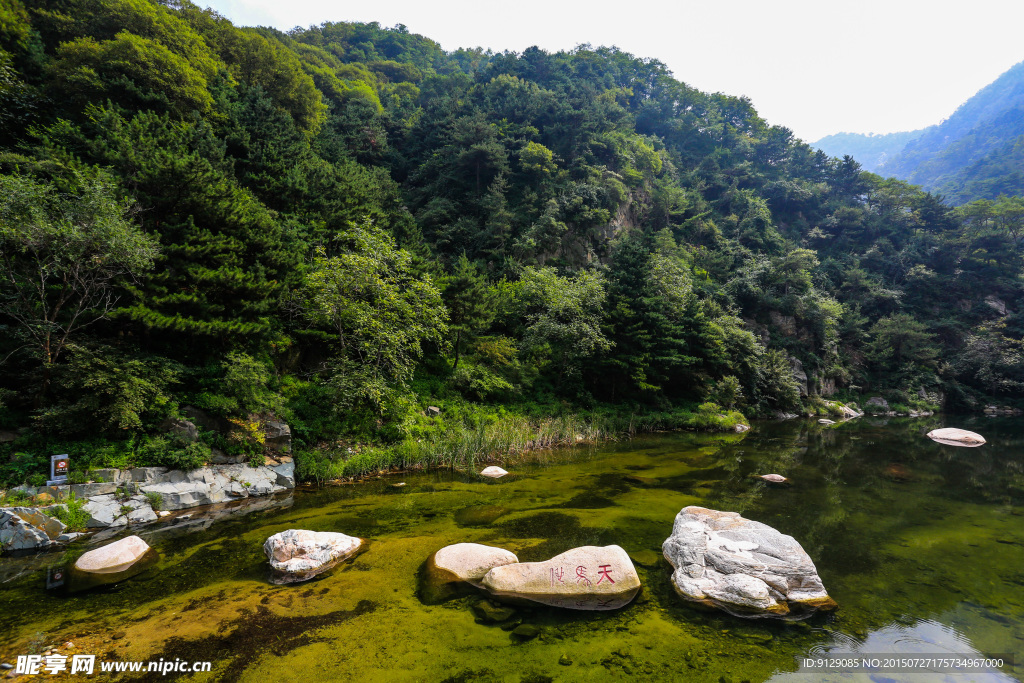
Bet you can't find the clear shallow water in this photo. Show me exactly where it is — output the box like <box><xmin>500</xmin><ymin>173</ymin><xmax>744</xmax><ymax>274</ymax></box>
<box><xmin>1</xmin><ymin>416</ymin><xmax>1022</xmax><ymax>682</ymax></box>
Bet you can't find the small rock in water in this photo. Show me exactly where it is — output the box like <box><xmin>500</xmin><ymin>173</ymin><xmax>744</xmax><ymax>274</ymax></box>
<box><xmin>511</xmin><ymin>624</ymin><xmax>540</xmax><ymax>639</ymax></box>
<box><xmin>884</xmin><ymin>463</ymin><xmax>912</xmax><ymax>482</ymax></box>
<box><xmin>818</xmin><ymin>419</ymin><xmax>835</xmax><ymax>425</ymax></box>
<box><xmin>0</xmin><ymin>664</ymin><xmax>12</xmax><ymax>670</ymax></box>
<box><xmin>453</xmin><ymin>504</ymin><xmax>508</xmax><ymax>527</ymax></box>
<box><xmin>479</xmin><ymin>466</ymin><xmax>508</xmax><ymax>479</ymax></box>
<box><xmin>926</xmin><ymin>428</ymin><xmax>986</xmax><ymax>447</ymax></box>
<box><xmin>472</xmin><ymin>600</ymin><xmax>517</xmax><ymax>623</ymax></box>
<box><xmin>558</xmin><ymin>655</ymin><xmax>573</xmax><ymax>666</ymax></box>
<box><xmin>758</xmin><ymin>474</ymin><xmax>788</xmax><ymax>484</ymax></box>
<box><xmin>264</xmin><ymin>529</ymin><xmax>362</xmax><ymax>584</ymax></box>
<box><xmin>627</xmin><ymin>550</ymin><xmax>662</xmax><ymax>568</ymax></box>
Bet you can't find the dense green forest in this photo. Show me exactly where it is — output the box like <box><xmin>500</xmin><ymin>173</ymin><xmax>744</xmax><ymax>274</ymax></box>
<box><xmin>816</xmin><ymin>60</ymin><xmax>1024</xmax><ymax>205</ymax></box>
<box><xmin>1</xmin><ymin>0</ymin><xmax>1022</xmax><ymax>485</ymax></box>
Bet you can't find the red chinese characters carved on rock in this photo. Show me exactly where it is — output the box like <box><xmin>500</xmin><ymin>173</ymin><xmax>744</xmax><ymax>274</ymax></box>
<box><xmin>575</xmin><ymin>565</ymin><xmax>592</xmax><ymax>586</ymax></box>
<box><xmin>550</xmin><ymin>565</ymin><xmax>616</xmax><ymax>588</ymax></box>
<box><xmin>549</xmin><ymin>567</ymin><xmax>565</xmax><ymax>586</ymax></box>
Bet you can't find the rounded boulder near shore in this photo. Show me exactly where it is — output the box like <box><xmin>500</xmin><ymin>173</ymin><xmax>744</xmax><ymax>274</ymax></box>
<box><xmin>264</xmin><ymin>529</ymin><xmax>363</xmax><ymax>584</ymax></box>
<box><xmin>74</xmin><ymin>535</ymin><xmax>152</xmax><ymax>574</ymax></box>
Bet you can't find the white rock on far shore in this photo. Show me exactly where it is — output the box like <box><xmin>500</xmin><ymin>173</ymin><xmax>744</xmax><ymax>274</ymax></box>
<box><xmin>431</xmin><ymin>543</ymin><xmax>518</xmax><ymax>583</ymax></box>
<box><xmin>480</xmin><ymin>466</ymin><xmax>508</xmax><ymax>478</ymax></box>
<box><xmin>481</xmin><ymin>545</ymin><xmax>641</xmax><ymax>610</ymax></box>
<box><xmin>264</xmin><ymin>529</ymin><xmax>362</xmax><ymax>584</ymax></box>
<box><xmin>926</xmin><ymin>428</ymin><xmax>986</xmax><ymax>447</ymax></box>
<box><xmin>74</xmin><ymin>536</ymin><xmax>151</xmax><ymax>574</ymax></box>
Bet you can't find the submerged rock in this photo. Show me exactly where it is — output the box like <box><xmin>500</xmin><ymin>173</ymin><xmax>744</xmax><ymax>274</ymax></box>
<box><xmin>472</xmin><ymin>599</ymin><xmax>517</xmax><ymax>623</ymax></box>
<box><xmin>480</xmin><ymin>545</ymin><xmax>641</xmax><ymax>610</ymax></box>
<box><xmin>75</xmin><ymin>535</ymin><xmax>151</xmax><ymax>573</ymax></box>
<box><xmin>453</xmin><ymin>504</ymin><xmax>508</xmax><ymax>527</ymax></box>
<box><xmin>926</xmin><ymin>428</ymin><xmax>986</xmax><ymax>447</ymax></box>
<box><xmin>884</xmin><ymin>463</ymin><xmax>913</xmax><ymax>482</ymax></box>
<box><xmin>264</xmin><ymin>529</ymin><xmax>362</xmax><ymax>584</ymax></box>
<box><xmin>432</xmin><ymin>543</ymin><xmax>518</xmax><ymax>583</ymax></box>
<box><xmin>480</xmin><ymin>466</ymin><xmax>508</xmax><ymax>479</ymax></box>
<box><xmin>662</xmin><ymin>506</ymin><xmax>836</xmax><ymax>619</ymax></box>
<box><xmin>818</xmin><ymin>419</ymin><xmax>835</xmax><ymax>425</ymax></box>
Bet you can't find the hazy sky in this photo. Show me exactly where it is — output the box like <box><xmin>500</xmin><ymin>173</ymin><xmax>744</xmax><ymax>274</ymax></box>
<box><xmin>200</xmin><ymin>0</ymin><xmax>1024</xmax><ymax>143</ymax></box>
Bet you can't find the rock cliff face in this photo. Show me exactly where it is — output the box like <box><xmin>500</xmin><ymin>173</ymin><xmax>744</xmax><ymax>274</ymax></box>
<box><xmin>662</xmin><ymin>506</ymin><xmax>836</xmax><ymax>619</ymax></box>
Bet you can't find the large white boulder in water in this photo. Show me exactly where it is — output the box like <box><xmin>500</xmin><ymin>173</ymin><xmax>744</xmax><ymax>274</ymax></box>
<box><xmin>264</xmin><ymin>529</ymin><xmax>362</xmax><ymax>584</ymax></box>
<box><xmin>431</xmin><ymin>543</ymin><xmax>518</xmax><ymax>583</ymax></box>
<box><xmin>481</xmin><ymin>545</ymin><xmax>640</xmax><ymax>610</ymax></box>
<box><xmin>74</xmin><ymin>536</ymin><xmax>151</xmax><ymax>574</ymax></box>
<box><xmin>927</xmin><ymin>428</ymin><xmax>985</xmax><ymax>447</ymax></box>
<box><xmin>662</xmin><ymin>506</ymin><xmax>836</xmax><ymax>619</ymax></box>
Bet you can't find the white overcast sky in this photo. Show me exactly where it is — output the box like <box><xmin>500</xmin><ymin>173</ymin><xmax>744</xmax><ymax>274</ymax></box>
<box><xmin>200</xmin><ymin>0</ymin><xmax>1024</xmax><ymax>143</ymax></box>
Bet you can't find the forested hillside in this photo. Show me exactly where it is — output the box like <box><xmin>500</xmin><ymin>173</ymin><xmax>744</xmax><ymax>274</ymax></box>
<box><xmin>816</xmin><ymin>60</ymin><xmax>1024</xmax><ymax>205</ymax></box>
<box><xmin>1</xmin><ymin>0</ymin><xmax>1022</xmax><ymax>485</ymax></box>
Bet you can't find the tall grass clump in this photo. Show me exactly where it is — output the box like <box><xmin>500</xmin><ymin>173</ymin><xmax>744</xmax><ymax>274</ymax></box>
<box><xmin>296</xmin><ymin>413</ymin><xmax>611</xmax><ymax>483</ymax></box>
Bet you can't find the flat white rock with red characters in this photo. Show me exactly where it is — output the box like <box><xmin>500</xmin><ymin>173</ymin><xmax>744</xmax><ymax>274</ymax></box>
<box><xmin>480</xmin><ymin>545</ymin><xmax>640</xmax><ymax>610</ymax></box>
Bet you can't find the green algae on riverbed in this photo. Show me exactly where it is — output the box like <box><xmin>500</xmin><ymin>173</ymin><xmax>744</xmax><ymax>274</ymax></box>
<box><xmin>1</xmin><ymin>417</ymin><xmax>1022</xmax><ymax>681</ymax></box>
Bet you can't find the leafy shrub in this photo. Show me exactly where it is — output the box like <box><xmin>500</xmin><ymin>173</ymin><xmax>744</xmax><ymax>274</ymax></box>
<box><xmin>27</xmin><ymin>473</ymin><xmax>46</xmax><ymax>487</ymax></box>
<box><xmin>144</xmin><ymin>491</ymin><xmax>162</xmax><ymax>511</ymax></box>
<box><xmin>451</xmin><ymin>362</ymin><xmax>514</xmax><ymax>401</ymax></box>
<box><xmin>36</xmin><ymin>345</ymin><xmax>181</xmax><ymax>435</ymax></box>
<box><xmin>137</xmin><ymin>435</ymin><xmax>210</xmax><ymax>471</ymax></box>
<box><xmin>0</xmin><ymin>451</ymin><xmax>47</xmax><ymax>488</ymax></box>
<box><xmin>0</xmin><ymin>489</ymin><xmax>31</xmax><ymax>506</ymax></box>
<box><xmin>691</xmin><ymin>402</ymin><xmax>748</xmax><ymax>430</ymax></box>
<box><xmin>66</xmin><ymin>471</ymin><xmax>88</xmax><ymax>485</ymax></box>
<box><xmin>51</xmin><ymin>493</ymin><xmax>90</xmax><ymax>530</ymax></box>
<box><xmin>754</xmin><ymin>350</ymin><xmax>802</xmax><ymax>413</ymax></box>
<box><xmin>709</xmin><ymin>376</ymin><xmax>743</xmax><ymax>409</ymax></box>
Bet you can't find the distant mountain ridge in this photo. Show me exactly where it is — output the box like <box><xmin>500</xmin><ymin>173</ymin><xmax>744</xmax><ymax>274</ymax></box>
<box><xmin>812</xmin><ymin>60</ymin><xmax>1024</xmax><ymax>204</ymax></box>
<box><xmin>812</xmin><ymin>130</ymin><xmax>922</xmax><ymax>172</ymax></box>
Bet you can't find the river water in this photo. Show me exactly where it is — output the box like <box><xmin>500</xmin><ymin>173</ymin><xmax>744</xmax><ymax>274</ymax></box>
<box><xmin>1</xmin><ymin>416</ymin><xmax>1022</xmax><ymax>681</ymax></box>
